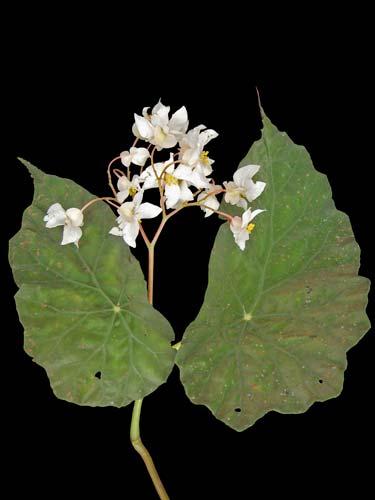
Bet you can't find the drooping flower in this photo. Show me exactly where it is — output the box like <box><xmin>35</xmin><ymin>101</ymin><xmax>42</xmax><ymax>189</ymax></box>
<box><xmin>120</xmin><ymin>147</ymin><xmax>150</xmax><ymax>167</ymax></box>
<box><xmin>179</xmin><ymin>125</ymin><xmax>218</xmax><ymax>176</ymax></box>
<box><xmin>132</xmin><ymin>100</ymin><xmax>188</xmax><ymax>150</ymax></box>
<box><xmin>43</xmin><ymin>203</ymin><xmax>84</xmax><ymax>247</ymax></box>
<box><xmin>224</xmin><ymin>165</ymin><xmax>266</xmax><ymax>209</ymax></box>
<box><xmin>229</xmin><ymin>207</ymin><xmax>265</xmax><ymax>250</ymax></box>
<box><xmin>197</xmin><ymin>189</ymin><xmax>220</xmax><ymax>217</ymax></box>
<box><xmin>116</xmin><ymin>175</ymin><xmax>142</xmax><ymax>203</ymax></box>
<box><xmin>109</xmin><ymin>191</ymin><xmax>162</xmax><ymax>247</ymax></box>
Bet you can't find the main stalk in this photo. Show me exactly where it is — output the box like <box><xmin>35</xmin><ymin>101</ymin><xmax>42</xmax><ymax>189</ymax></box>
<box><xmin>130</xmin><ymin>243</ymin><xmax>169</xmax><ymax>500</ymax></box>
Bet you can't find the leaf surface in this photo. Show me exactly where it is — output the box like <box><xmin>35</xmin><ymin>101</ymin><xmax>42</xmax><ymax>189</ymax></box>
<box><xmin>177</xmin><ymin>110</ymin><xmax>370</xmax><ymax>431</ymax></box>
<box><xmin>10</xmin><ymin>160</ymin><xmax>175</xmax><ymax>407</ymax></box>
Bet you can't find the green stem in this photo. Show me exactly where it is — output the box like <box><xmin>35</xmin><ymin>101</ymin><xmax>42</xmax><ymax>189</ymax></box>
<box><xmin>130</xmin><ymin>243</ymin><xmax>169</xmax><ymax>500</ymax></box>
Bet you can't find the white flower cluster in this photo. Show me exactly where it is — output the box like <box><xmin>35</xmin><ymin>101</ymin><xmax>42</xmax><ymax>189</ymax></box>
<box><xmin>43</xmin><ymin>100</ymin><xmax>266</xmax><ymax>250</ymax></box>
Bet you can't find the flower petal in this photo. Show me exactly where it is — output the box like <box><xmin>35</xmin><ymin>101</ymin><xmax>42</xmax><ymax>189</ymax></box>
<box><xmin>199</xmin><ymin>128</ymin><xmax>218</xmax><ymax>146</ymax></box>
<box><xmin>142</xmin><ymin>106</ymin><xmax>150</xmax><ymax>117</ymax></box>
<box><xmin>165</xmin><ymin>183</ymin><xmax>181</xmax><ymax>209</ymax></box>
<box><xmin>123</xmin><ymin>220</ymin><xmax>139</xmax><ymax>248</ymax></box>
<box><xmin>44</xmin><ymin>203</ymin><xmax>66</xmax><ymax>228</ymax></box>
<box><xmin>137</xmin><ymin>202</ymin><xmax>162</xmax><ymax>219</ymax></box>
<box><xmin>178</xmin><ymin>166</ymin><xmax>210</xmax><ymax>189</ymax></box>
<box><xmin>234</xmin><ymin>231</ymin><xmax>248</xmax><ymax>251</ymax></box>
<box><xmin>198</xmin><ymin>192</ymin><xmax>219</xmax><ymax>217</ymax></box>
<box><xmin>61</xmin><ymin>225</ymin><xmax>82</xmax><ymax>246</ymax></box>
<box><xmin>120</xmin><ymin>150</ymin><xmax>132</xmax><ymax>167</ymax></box>
<box><xmin>154</xmin><ymin>132</ymin><xmax>177</xmax><ymax>149</ymax></box>
<box><xmin>245</xmin><ymin>180</ymin><xmax>266</xmax><ymax>202</ymax></box>
<box><xmin>169</xmin><ymin>106</ymin><xmax>188</xmax><ymax>134</ymax></box>
<box><xmin>248</xmin><ymin>208</ymin><xmax>266</xmax><ymax>222</ymax></box>
<box><xmin>241</xmin><ymin>208</ymin><xmax>254</xmax><ymax>227</ymax></box>
<box><xmin>117</xmin><ymin>189</ymin><xmax>130</xmax><ymax>203</ymax></box>
<box><xmin>117</xmin><ymin>176</ymin><xmax>131</xmax><ymax>191</ymax></box>
<box><xmin>133</xmin><ymin>190</ymin><xmax>144</xmax><ymax>207</ymax></box>
<box><xmin>178</xmin><ymin>181</ymin><xmax>194</xmax><ymax>202</ymax></box>
<box><xmin>230</xmin><ymin>216</ymin><xmax>243</xmax><ymax>234</ymax></box>
<box><xmin>130</xmin><ymin>147</ymin><xmax>150</xmax><ymax>167</ymax></box>
<box><xmin>109</xmin><ymin>227</ymin><xmax>123</xmax><ymax>236</ymax></box>
<box><xmin>65</xmin><ymin>208</ymin><xmax>83</xmax><ymax>227</ymax></box>
<box><xmin>134</xmin><ymin>114</ymin><xmax>153</xmax><ymax>140</ymax></box>
<box><xmin>233</xmin><ymin>164</ymin><xmax>260</xmax><ymax>186</ymax></box>
<box><xmin>173</xmin><ymin>164</ymin><xmax>194</xmax><ymax>181</ymax></box>
<box><xmin>152</xmin><ymin>100</ymin><xmax>170</xmax><ymax>120</ymax></box>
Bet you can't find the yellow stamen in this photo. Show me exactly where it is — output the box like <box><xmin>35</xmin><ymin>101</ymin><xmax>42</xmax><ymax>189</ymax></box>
<box><xmin>164</xmin><ymin>173</ymin><xmax>179</xmax><ymax>185</ymax></box>
<box><xmin>246</xmin><ymin>223</ymin><xmax>255</xmax><ymax>233</ymax></box>
<box><xmin>129</xmin><ymin>187</ymin><xmax>138</xmax><ymax>197</ymax></box>
<box><xmin>199</xmin><ymin>150</ymin><xmax>210</xmax><ymax>165</ymax></box>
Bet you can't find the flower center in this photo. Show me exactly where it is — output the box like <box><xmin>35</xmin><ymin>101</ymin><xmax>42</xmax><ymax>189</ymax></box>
<box><xmin>164</xmin><ymin>173</ymin><xmax>179</xmax><ymax>185</ymax></box>
<box><xmin>129</xmin><ymin>186</ymin><xmax>138</xmax><ymax>197</ymax></box>
<box><xmin>154</xmin><ymin>126</ymin><xmax>167</xmax><ymax>144</ymax></box>
<box><xmin>246</xmin><ymin>223</ymin><xmax>255</xmax><ymax>233</ymax></box>
<box><xmin>119</xmin><ymin>206</ymin><xmax>134</xmax><ymax>220</ymax></box>
<box><xmin>199</xmin><ymin>150</ymin><xmax>210</xmax><ymax>165</ymax></box>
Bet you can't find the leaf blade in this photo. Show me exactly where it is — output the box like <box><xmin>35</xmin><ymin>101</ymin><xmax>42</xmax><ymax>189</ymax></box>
<box><xmin>177</xmin><ymin>112</ymin><xmax>370</xmax><ymax>431</ymax></box>
<box><xmin>10</xmin><ymin>159</ymin><xmax>175</xmax><ymax>407</ymax></box>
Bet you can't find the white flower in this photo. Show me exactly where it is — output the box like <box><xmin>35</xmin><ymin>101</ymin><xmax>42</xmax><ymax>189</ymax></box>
<box><xmin>172</xmin><ymin>164</ymin><xmax>211</xmax><ymax>190</ymax></box>
<box><xmin>140</xmin><ymin>154</ymin><xmax>195</xmax><ymax>209</ymax></box>
<box><xmin>141</xmin><ymin>156</ymin><xmax>210</xmax><ymax>195</ymax></box>
<box><xmin>197</xmin><ymin>189</ymin><xmax>220</xmax><ymax>217</ymax></box>
<box><xmin>163</xmin><ymin>172</ymin><xmax>194</xmax><ymax>209</ymax></box>
<box><xmin>132</xmin><ymin>100</ymin><xmax>189</xmax><ymax>150</ymax></box>
<box><xmin>230</xmin><ymin>207</ymin><xmax>265</xmax><ymax>250</ymax></box>
<box><xmin>120</xmin><ymin>147</ymin><xmax>150</xmax><ymax>167</ymax></box>
<box><xmin>179</xmin><ymin>125</ymin><xmax>218</xmax><ymax>176</ymax></box>
<box><xmin>223</xmin><ymin>165</ymin><xmax>266</xmax><ymax>209</ymax></box>
<box><xmin>116</xmin><ymin>175</ymin><xmax>142</xmax><ymax>203</ymax></box>
<box><xmin>109</xmin><ymin>191</ymin><xmax>162</xmax><ymax>248</ymax></box>
<box><xmin>43</xmin><ymin>203</ymin><xmax>84</xmax><ymax>247</ymax></box>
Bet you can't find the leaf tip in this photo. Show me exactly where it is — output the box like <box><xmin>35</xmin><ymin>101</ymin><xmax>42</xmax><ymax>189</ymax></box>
<box><xmin>255</xmin><ymin>87</ymin><xmax>266</xmax><ymax>119</ymax></box>
<box><xmin>255</xmin><ymin>88</ymin><xmax>277</xmax><ymax>133</ymax></box>
<box><xmin>17</xmin><ymin>157</ymin><xmax>41</xmax><ymax>182</ymax></box>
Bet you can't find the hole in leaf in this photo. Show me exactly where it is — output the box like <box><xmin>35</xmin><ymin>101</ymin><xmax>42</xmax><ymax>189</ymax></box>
<box><xmin>234</xmin><ymin>408</ymin><xmax>242</xmax><ymax>413</ymax></box>
<box><xmin>95</xmin><ymin>371</ymin><xmax>102</xmax><ymax>379</ymax></box>
<box><xmin>319</xmin><ymin>379</ymin><xmax>323</xmax><ymax>384</ymax></box>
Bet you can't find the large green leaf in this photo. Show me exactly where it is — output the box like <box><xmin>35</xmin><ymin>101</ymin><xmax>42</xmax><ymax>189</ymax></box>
<box><xmin>177</xmin><ymin>109</ymin><xmax>370</xmax><ymax>431</ymax></box>
<box><xmin>10</xmin><ymin>160</ymin><xmax>175</xmax><ymax>407</ymax></box>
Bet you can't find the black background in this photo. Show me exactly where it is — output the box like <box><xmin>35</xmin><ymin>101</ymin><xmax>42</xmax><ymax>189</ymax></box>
<box><xmin>5</xmin><ymin>13</ymin><xmax>374</xmax><ymax>500</ymax></box>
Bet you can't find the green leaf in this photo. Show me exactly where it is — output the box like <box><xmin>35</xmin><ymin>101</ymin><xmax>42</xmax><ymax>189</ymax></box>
<box><xmin>177</xmin><ymin>109</ymin><xmax>370</xmax><ymax>431</ymax></box>
<box><xmin>10</xmin><ymin>159</ymin><xmax>175</xmax><ymax>407</ymax></box>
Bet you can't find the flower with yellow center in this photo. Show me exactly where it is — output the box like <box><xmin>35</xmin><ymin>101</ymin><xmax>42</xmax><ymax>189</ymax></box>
<box><xmin>140</xmin><ymin>154</ymin><xmax>195</xmax><ymax>209</ymax></box>
<box><xmin>199</xmin><ymin>151</ymin><xmax>210</xmax><ymax>165</ymax></box>
<box><xmin>116</xmin><ymin>175</ymin><xmax>141</xmax><ymax>203</ymax></box>
<box><xmin>164</xmin><ymin>173</ymin><xmax>179</xmax><ymax>186</ymax></box>
<box><xmin>179</xmin><ymin>125</ymin><xmax>218</xmax><ymax>176</ymax></box>
<box><xmin>132</xmin><ymin>100</ymin><xmax>189</xmax><ymax>150</ymax></box>
<box><xmin>229</xmin><ymin>208</ymin><xmax>265</xmax><ymax>250</ymax></box>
